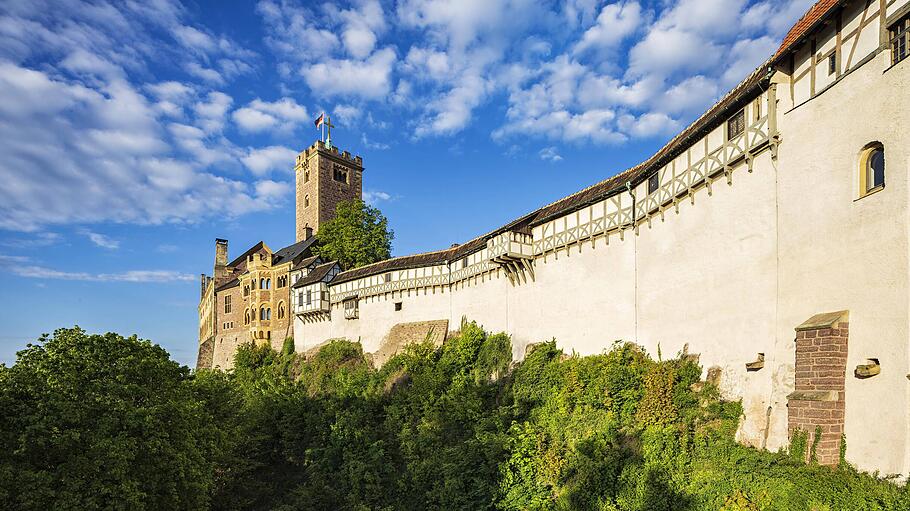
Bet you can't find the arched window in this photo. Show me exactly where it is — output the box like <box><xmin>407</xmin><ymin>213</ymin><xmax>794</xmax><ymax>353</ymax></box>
<box><xmin>266</xmin><ymin>308</ymin><xmax>272</xmax><ymax>320</ymax></box>
<box><xmin>278</xmin><ymin>302</ymin><xmax>285</xmax><ymax>319</ymax></box>
<box><xmin>304</xmin><ymin>194</ymin><xmax>310</xmax><ymax>208</ymax></box>
<box><xmin>260</xmin><ymin>278</ymin><xmax>265</xmax><ymax>289</ymax></box>
<box><xmin>266</xmin><ymin>278</ymin><xmax>271</xmax><ymax>289</ymax></box>
<box><xmin>244</xmin><ymin>309</ymin><xmax>249</xmax><ymax>325</ymax></box>
<box><xmin>260</xmin><ymin>307</ymin><xmax>266</xmax><ymax>320</ymax></box>
<box><xmin>860</xmin><ymin>143</ymin><xmax>885</xmax><ymax>196</ymax></box>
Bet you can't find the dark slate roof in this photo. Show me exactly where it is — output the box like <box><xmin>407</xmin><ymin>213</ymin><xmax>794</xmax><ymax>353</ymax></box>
<box><xmin>292</xmin><ymin>262</ymin><xmax>338</xmax><ymax>288</ymax></box>
<box><xmin>227</xmin><ymin>241</ymin><xmax>265</xmax><ymax>268</ymax></box>
<box><xmin>215</xmin><ymin>277</ymin><xmax>240</xmax><ymax>292</ymax></box>
<box><xmin>332</xmin><ymin>59</ymin><xmax>771</xmax><ymax>286</ymax></box>
<box><xmin>292</xmin><ymin>255</ymin><xmax>321</xmax><ymax>270</ymax></box>
<box><xmin>272</xmin><ymin>237</ymin><xmax>316</xmax><ymax>265</ymax></box>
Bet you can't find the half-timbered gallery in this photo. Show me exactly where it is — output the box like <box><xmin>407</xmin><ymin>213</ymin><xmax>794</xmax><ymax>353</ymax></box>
<box><xmin>199</xmin><ymin>0</ymin><xmax>910</xmax><ymax>476</ymax></box>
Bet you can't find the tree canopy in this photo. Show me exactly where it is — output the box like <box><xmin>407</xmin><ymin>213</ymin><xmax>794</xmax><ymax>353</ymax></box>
<box><xmin>2</xmin><ymin>325</ymin><xmax>908</xmax><ymax>510</ymax></box>
<box><xmin>0</xmin><ymin>327</ymin><xmax>226</xmax><ymax>510</ymax></box>
<box><xmin>314</xmin><ymin>198</ymin><xmax>393</xmax><ymax>270</ymax></box>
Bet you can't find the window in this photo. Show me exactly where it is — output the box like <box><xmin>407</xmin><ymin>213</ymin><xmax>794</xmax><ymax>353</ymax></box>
<box><xmin>278</xmin><ymin>302</ymin><xmax>285</xmax><ymax>319</ymax></box>
<box><xmin>306</xmin><ymin>289</ymin><xmax>312</xmax><ymax>305</ymax></box>
<box><xmin>344</xmin><ymin>298</ymin><xmax>359</xmax><ymax>319</ymax></box>
<box><xmin>266</xmin><ymin>278</ymin><xmax>271</xmax><ymax>289</ymax></box>
<box><xmin>224</xmin><ymin>295</ymin><xmax>231</xmax><ymax>313</ymax></box>
<box><xmin>266</xmin><ymin>308</ymin><xmax>271</xmax><ymax>320</ymax></box>
<box><xmin>859</xmin><ymin>143</ymin><xmax>885</xmax><ymax>196</ymax></box>
<box><xmin>462</xmin><ymin>257</ymin><xmax>469</xmax><ymax>269</ymax></box>
<box><xmin>726</xmin><ymin>109</ymin><xmax>745</xmax><ymax>139</ymax></box>
<box><xmin>243</xmin><ymin>285</ymin><xmax>249</xmax><ymax>297</ymax></box>
<box><xmin>890</xmin><ymin>14</ymin><xmax>909</xmax><ymax>66</ymax></box>
<box><xmin>827</xmin><ymin>53</ymin><xmax>837</xmax><ymax>75</ymax></box>
<box><xmin>304</xmin><ymin>194</ymin><xmax>310</xmax><ymax>208</ymax></box>
<box><xmin>244</xmin><ymin>309</ymin><xmax>250</xmax><ymax>325</ymax></box>
<box><xmin>752</xmin><ymin>97</ymin><xmax>762</xmax><ymax>121</ymax></box>
<box><xmin>304</xmin><ymin>169</ymin><xmax>310</xmax><ymax>183</ymax></box>
<box><xmin>297</xmin><ymin>291</ymin><xmax>304</xmax><ymax>307</ymax></box>
<box><xmin>394</xmin><ymin>302</ymin><xmax>402</xmax><ymax>311</ymax></box>
<box><xmin>333</xmin><ymin>163</ymin><xmax>349</xmax><ymax>184</ymax></box>
<box><xmin>384</xmin><ymin>273</ymin><xmax>391</xmax><ymax>283</ymax></box>
<box><xmin>647</xmin><ymin>173</ymin><xmax>659</xmax><ymax>195</ymax></box>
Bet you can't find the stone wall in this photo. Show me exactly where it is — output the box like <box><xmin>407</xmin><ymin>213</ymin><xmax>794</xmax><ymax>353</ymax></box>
<box><xmin>371</xmin><ymin>320</ymin><xmax>448</xmax><ymax>367</ymax></box>
<box><xmin>196</xmin><ymin>337</ymin><xmax>214</xmax><ymax>370</ymax></box>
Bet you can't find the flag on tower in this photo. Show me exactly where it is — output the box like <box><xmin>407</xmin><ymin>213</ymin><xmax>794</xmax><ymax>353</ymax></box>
<box><xmin>314</xmin><ymin>112</ymin><xmax>325</xmax><ymax>128</ymax></box>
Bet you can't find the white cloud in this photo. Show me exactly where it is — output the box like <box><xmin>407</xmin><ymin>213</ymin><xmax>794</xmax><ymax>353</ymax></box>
<box><xmin>539</xmin><ymin>146</ymin><xmax>563</xmax><ymax>162</ymax></box>
<box><xmin>254</xmin><ymin>179</ymin><xmax>292</xmax><ymax>201</ymax></box>
<box><xmin>338</xmin><ymin>0</ymin><xmax>386</xmax><ymax>59</ymax></box>
<box><xmin>193</xmin><ymin>91</ymin><xmax>232</xmax><ymax>133</ymax></box>
<box><xmin>83</xmin><ymin>231</ymin><xmax>120</xmax><ymax>249</ymax></box>
<box><xmin>0</xmin><ymin>255</ymin><xmax>194</xmax><ymax>282</ymax></box>
<box><xmin>242</xmin><ymin>146</ymin><xmax>298</xmax><ymax>175</ymax></box>
<box><xmin>232</xmin><ymin>97</ymin><xmax>309</xmax><ymax>132</ymax></box>
<box><xmin>363</xmin><ymin>190</ymin><xmax>392</xmax><ymax>205</ymax></box>
<box><xmin>361</xmin><ymin>133</ymin><xmax>390</xmax><ymax>150</ymax></box>
<box><xmin>303</xmin><ymin>47</ymin><xmax>397</xmax><ymax>99</ymax></box>
<box><xmin>573</xmin><ymin>2</ymin><xmax>641</xmax><ymax>55</ymax></box>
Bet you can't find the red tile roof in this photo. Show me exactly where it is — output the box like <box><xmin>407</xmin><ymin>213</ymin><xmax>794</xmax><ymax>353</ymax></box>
<box><xmin>775</xmin><ymin>0</ymin><xmax>840</xmax><ymax>60</ymax></box>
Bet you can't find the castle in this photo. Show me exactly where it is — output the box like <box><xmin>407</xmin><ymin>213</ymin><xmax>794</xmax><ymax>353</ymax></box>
<box><xmin>199</xmin><ymin>0</ymin><xmax>910</xmax><ymax>476</ymax></box>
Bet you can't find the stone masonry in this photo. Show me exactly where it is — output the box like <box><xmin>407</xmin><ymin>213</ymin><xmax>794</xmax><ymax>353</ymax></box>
<box><xmin>295</xmin><ymin>141</ymin><xmax>363</xmax><ymax>242</ymax></box>
<box><xmin>787</xmin><ymin>311</ymin><xmax>849</xmax><ymax>466</ymax></box>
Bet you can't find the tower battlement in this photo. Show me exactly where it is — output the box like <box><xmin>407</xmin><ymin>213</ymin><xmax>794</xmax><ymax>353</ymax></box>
<box><xmin>294</xmin><ymin>140</ymin><xmax>364</xmax><ymax>242</ymax></box>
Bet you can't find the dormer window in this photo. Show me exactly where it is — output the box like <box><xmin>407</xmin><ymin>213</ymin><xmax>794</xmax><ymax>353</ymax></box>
<box><xmin>727</xmin><ymin>109</ymin><xmax>745</xmax><ymax>139</ymax></box>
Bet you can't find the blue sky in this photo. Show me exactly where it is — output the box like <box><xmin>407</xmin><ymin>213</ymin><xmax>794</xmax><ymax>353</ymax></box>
<box><xmin>0</xmin><ymin>0</ymin><xmax>813</xmax><ymax>366</ymax></box>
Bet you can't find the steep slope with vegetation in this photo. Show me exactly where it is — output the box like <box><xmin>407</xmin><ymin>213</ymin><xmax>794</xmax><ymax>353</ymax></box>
<box><xmin>0</xmin><ymin>325</ymin><xmax>907</xmax><ymax>510</ymax></box>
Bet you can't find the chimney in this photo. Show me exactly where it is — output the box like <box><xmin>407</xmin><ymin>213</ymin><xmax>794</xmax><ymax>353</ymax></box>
<box><xmin>214</xmin><ymin>238</ymin><xmax>229</xmax><ymax>284</ymax></box>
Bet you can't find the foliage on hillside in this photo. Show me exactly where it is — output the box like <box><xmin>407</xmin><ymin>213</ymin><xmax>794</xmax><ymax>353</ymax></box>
<box><xmin>1</xmin><ymin>325</ymin><xmax>908</xmax><ymax>510</ymax></box>
<box><xmin>314</xmin><ymin>198</ymin><xmax>393</xmax><ymax>270</ymax></box>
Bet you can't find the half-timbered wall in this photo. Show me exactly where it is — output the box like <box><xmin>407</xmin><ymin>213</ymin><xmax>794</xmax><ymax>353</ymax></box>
<box><xmin>292</xmin><ymin>0</ymin><xmax>910</xmax><ymax>476</ymax></box>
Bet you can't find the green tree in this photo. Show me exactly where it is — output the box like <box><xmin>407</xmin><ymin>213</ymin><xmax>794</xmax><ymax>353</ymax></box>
<box><xmin>314</xmin><ymin>198</ymin><xmax>393</xmax><ymax>270</ymax></box>
<box><xmin>0</xmin><ymin>327</ymin><xmax>222</xmax><ymax>511</ymax></box>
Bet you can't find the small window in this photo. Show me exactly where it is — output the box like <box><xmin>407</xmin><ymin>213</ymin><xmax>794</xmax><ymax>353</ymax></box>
<box><xmin>297</xmin><ymin>291</ymin><xmax>304</xmax><ymax>306</ymax></box>
<box><xmin>306</xmin><ymin>289</ymin><xmax>312</xmax><ymax>305</ymax></box>
<box><xmin>344</xmin><ymin>298</ymin><xmax>359</xmax><ymax>319</ymax></box>
<box><xmin>394</xmin><ymin>302</ymin><xmax>402</xmax><ymax>311</ymax></box>
<box><xmin>647</xmin><ymin>173</ymin><xmax>659</xmax><ymax>195</ymax></box>
<box><xmin>266</xmin><ymin>278</ymin><xmax>271</xmax><ymax>289</ymax></box>
<box><xmin>278</xmin><ymin>302</ymin><xmax>285</xmax><ymax>319</ymax></box>
<box><xmin>304</xmin><ymin>194</ymin><xmax>310</xmax><ymax>208</ymax></box>
<box><xmin>224</xmin><ymin>295</ymin><xmax>231</xmax><ymax>313</ymax></box>
<box><xmin>859</xmin><ymin>143</ymin><xmax>885</xmax><ymax>196</ymax></box>
<box><xmin>384</xmin><ymin>273</ymin><xmax>391</xmax><ymax>283</ymax></box>
<box><xmin>333</xmin><ymin>163</ymin><xmax>349</xmax><ymax>184</ymax></box>
<box><xmin>243</xmin><ymin>285</ymin><xmax>249</xmax><ymax>297</ymax></box>
<box><xmin>827</xmin><ymin>53</ymin><xmax>837</xmax><ymax>75</ymax></box>
<box><xmin>726</xmin><ymin>109</ymin><xmax>745</xmax><ymax>139</ymax></box>
<box><xmin>752</xmin><ymin>97</ymin><xmax>762</xmax><ymax>121</ymax></box>
<box><xmin>890</xmin><ymin>14</ymin><xmax>909</xmax><ymax>66</ymax></box>
<box><xmin>266</xmin><ymin>308</ymin><xmax>271</xmax><ymax>320</ymax></box>
<box><xmin>462</xmin><ymin>257</ymin><xmax>469</xmax><ymax>269</ymax></box>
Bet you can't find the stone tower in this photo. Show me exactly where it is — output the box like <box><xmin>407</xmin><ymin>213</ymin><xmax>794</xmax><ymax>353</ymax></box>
<box><xmin>295</xmin><ymin>140</ymin><xmax>364</xmax><ymax>242</ymax></box>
